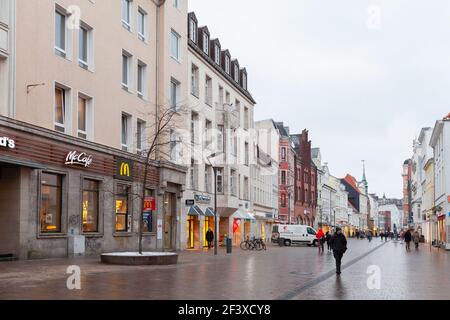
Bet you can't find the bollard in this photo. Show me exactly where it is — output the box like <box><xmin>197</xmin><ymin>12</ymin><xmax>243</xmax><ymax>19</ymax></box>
<box><xmin>278</xmin><ymin>237</ymin><xmax>284</xmax><ymax>247</ymax></box>
<box><xmin>226</xmin><ymin>238</ymin><xmax>232</xmax><ymax>254</ymax></box>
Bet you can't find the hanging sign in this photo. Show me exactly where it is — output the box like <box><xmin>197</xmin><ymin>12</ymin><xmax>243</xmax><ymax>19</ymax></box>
<box><xmin>65</xmin><ymin>151</ymin><xmax>93</xmax><ymax>168</ymax></box>
<box><xmin>143</xmin><ymin>196</ymin><xmax>156</xmax><ymax>212</ymax></box>
<box><xmin>0</xmin><ymin>137</ymin><xmax>15</xmax><ymax>149</ymax></box>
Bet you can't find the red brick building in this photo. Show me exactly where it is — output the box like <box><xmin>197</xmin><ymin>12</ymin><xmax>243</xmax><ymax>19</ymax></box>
<box><xmin>291</xmin><ymin>130</ymin><xmax>318</xmax><ymax>227</ymax></box>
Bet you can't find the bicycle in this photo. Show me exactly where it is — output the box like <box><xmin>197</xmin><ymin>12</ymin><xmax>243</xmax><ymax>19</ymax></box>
<box><xmin>240</xmin><ymin>236</ymin><xmax>256</xmax><ymax>250</ymax></box>
<box><xmin>253</xmin><ymin>238</ymin><xmax>267</xmax><ymax>251</ymax></box>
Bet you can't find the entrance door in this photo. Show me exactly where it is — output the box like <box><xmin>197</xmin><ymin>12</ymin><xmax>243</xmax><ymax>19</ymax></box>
<box><xmin>187</xmin><ymin>216</ymin><xmax>195</xmax><ymax>249</ymax></box>
<box><xmin>163</xmin><ymin>193</ymin><xmax>176</xmax><ymax>250</ymax></box>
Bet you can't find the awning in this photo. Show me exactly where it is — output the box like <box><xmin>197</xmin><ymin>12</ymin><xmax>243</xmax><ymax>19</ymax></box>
<box><xmin>232</xmin><ymin>210</ymin><xmax>255</xmax><ymax>220</ymax></box>
<box><xmin>205</xmin><ymin>207</ymin><xmax>216</xmax><ymax>217</ymax></box>
<box><xmin>244</xmin><ymin>212</ymin><xmax>256</xmax><ymax>220</ymax></box>
<box><xmin>188</xmin><ymin>205</ymin><xmax>204</xmax><ymax>216</ymax></box>
<box><xmin>0</xmin><ymin>155</ymin><xmax>46</xmax><ymax>169</ymax></box>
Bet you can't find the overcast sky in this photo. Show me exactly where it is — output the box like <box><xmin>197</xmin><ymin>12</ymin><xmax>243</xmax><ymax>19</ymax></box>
<box><xmin>189</xmin><ymin>0</ymin><xmax>450</xmax><ymax>199</ymax></box>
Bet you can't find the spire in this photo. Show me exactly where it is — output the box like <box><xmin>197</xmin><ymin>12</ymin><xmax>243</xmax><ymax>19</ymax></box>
<box><xmin>362</xmin><ymin>160</ymin><xmax>368</xmax><ymax>194</ymax></box>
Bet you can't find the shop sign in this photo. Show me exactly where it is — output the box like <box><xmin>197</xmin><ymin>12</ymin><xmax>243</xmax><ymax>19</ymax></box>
<box><xmin>65</xmin><ymin>151</ymin><xmax>93</xmax><ymax>168</ymax></box>
<box><xmin>0</xmin><ymin>136</ymin><xmax>15</xmax><ymax>149</ymax></box>
<box><xmin>185</xmin><ymin>199</ymin><xmax>195</xmax><ymax>206</ymax></box>
<box><xmin>144</xmin><ymin>196</ymin><xmax>156</xmax><ymax>212</ymax></box>
<box><xmin>194</xmin><ymin>195</ymin><xmax>210</xmax><ymax>204</ymax></box>
<box><xmin>115</xmin><ymin>158</ymin><xmax>133</xmax><ymax>181</ymax></box>
<box><xmin>447</xmin><ymin>196</ymin><xmax>450</xmax><ymax>203</ymax></box>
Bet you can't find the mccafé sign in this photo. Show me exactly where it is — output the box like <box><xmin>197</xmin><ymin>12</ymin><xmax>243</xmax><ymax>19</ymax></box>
<box><xmin>0</xmin><ymin>136</ymin><xmax>15</xmax><ymax>149</ymax></box>
<box><xmin>115</xmin><ymin>157</ymin><xmax>133</xmax><ymax>181</ymax></box>
<box><xmin>65</xmin><ymin>151</ymin><xmax>94</xmax><ymax>168</ymax></box>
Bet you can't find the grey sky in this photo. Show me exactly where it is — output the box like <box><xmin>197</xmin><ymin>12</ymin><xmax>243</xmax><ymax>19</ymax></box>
<box><xmin>188</xmin><ymin>0</ymin><xmax>450</xmax><ymax>199</ymax></box>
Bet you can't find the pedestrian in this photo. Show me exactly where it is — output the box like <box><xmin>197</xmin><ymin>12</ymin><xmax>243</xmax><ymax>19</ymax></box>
<box><xmin>413</xmin><ymin>230</ymin><xmax>420</xmax><ymax>250</ymax></box>
<box><xmin>367</xmin><ymin>230</ymin><xmax>373</xmax><ymax>242</ymax></box>
<box><xmin>316</xmin><ymin>228</ymin><xmax>325</xmax><ymax>253</ymax></box>
<box><xmin>380</xmin><ymin>232</ymin><xmax>384</xmax><ymax>241</ymax></box>
<box><xmin>326</xmin><ymin>231</ymin><xmax>332</xmax><ymax>252</ymax></box>
<box><xmin>206</xmin><ymin>227</ymin><xmax>214</xmax><ymax>250</ymax></box>
<box><xmin>404</xmin><ymin>229</ymin><xmax>412</xmax><ymax>251</ymax></box>
<box><xmin>400</xmin><ymin>230</ymin><xmax>404</xmax><ymax>244</ymax></box>
<box><xmin>356</xmin><ymin>230</ymin><xmax>360</xmax><ymax>240</ymax></box>
<box><xmin>329</xmin><ymin>227</ymin><xmax>347</xmax><ymax>275</ymax></box>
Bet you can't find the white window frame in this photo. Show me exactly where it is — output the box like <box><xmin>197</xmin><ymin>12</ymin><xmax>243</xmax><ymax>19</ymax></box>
<box><xmin>189</xmin><ymin>19</ymin><xmax>197</xmax><ymax>42</ymax></box>
<box><xmin>122</xmin><ymin>50</ymin><xmax>133</xmax><ymax>90</ymax></box>
<box><xmin>121</xmin><ymin>0</ymin><xmax>132</xmax><ymax>31</ymax></box>
<box><xmin>77</xmin><ymin>92</ymin><xmax>94</xmax><ymax>140</ymax></box>
<box><xmin>137</xmin><ymin>7</ymin><xmax>148</xmax><ymax>42</ymax></box>
<box><xmin>54</xmin><ymin>82</ymin><xmax>72</xmax><ymax>134</ymax></box>
<box><xmin>225</xmin><ymin>56</ymin><xmax>230</xmax><ymax>74</ymax></box>
<box><xmin>170</xmin><ymin>29</ymin><xmax>181</xmax><ymax>61</ymax></box>
<box><xmin>78</xmin><ymin>21</ymin><xmax>94</xmax><ymax>71</ymax></box>
<box><xmin>54</xmin><ymin>5</ymin><xmax>73</xmax><ymax>60</ymax></box>
<box><xmin>137</xmin><ymin>60</ymin><xmax>147</xmax><ymax>99</ymax></box>
<box><xmin>170</xmin><ymin>78</ymin><xmax>180</xmax><ymax>110</ymax></box>
<box><xmin>203</xmin><ymin>33</ymin><xmax>209</xmax><ymax>55</ymax></box>
<box><xmin>136</xmin><ymin>119</ymin><xmax>146</xmax><ymax>154</ymax></box>
<box><xmin>191</xmin><ymin>64</ymin><xmax>199</xmax><ymax>97</ymax></box>
<box><xmin>173</xmin><ymin>0</ymin><xmax>180</xmax><ymax>9</ymax></box>
<box><xmin>121</xmin><ymin>113</ymin><xmax>132</xmax><ymax>151</ymax></box>
<box><xmin>214</xmin><ymin>45</ymin><xmax>220</xmax><ymax>64</ymax></box>
<box><xmin>234</xmin><ymin>66</ymin><xmax>239</xmax><ymax>82</ymax></box>
<box><xmin>205</xmin><ymin>75</ymin><xmax>212</xmax><ymax>106</ymax></box>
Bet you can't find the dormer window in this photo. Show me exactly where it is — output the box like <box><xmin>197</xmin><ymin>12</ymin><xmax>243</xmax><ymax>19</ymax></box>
<box><xmin>242</xmin><ymin>73</ymin><xmax>247</xmax><ymax>90</ymax></box>
<box><xmin>189</xmin><ymin>18</ymin><xmax>197</xmax><ymax>43</ymax></box>
<box><xmin>234</xmin><ymin>66</ymin><xmax>239</xmax><ymax>82</ymax></box>
<box><xmin>203</xmin><ymin>33</ymin><xmax>209</xmax><ymax>54</ymax></box>
<box><xmin>214</xmin><ymin>45</ymin><xmax>220</xmax><ymax>64</ymax></box>
<box><xmin>225</xmin><ymin>56</ymin><xmax>230</xmax><ymax>74</ymax></box>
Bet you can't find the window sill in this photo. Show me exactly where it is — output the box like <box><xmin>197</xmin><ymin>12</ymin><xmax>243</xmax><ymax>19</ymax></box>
<box><xmin>113</xmin><ymin>232</ymin><xmax>134</xmax><ymax>237</ymax></box>
<box><xmin>191</xmin><ymin>92</ymin><xmax>199</xmax><ymax>99</ymax></box>
<box><xmin>82</xmin><ymin>233</ymin><xmax>104</xmax><ymax>238</ymax></box>
<box><xmin>170</xmin><ymin>56</ymin><xmax>182</xmax><ymax>64</ymax></box>
<box><xmin>37</xmin><ymin>233</ymin><xmax>67</xmax><ymax>239</ymax></box>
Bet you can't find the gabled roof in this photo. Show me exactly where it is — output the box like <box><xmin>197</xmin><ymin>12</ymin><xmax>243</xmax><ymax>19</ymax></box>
<box><xmin>188</xmin><ymin>12</ymin><xmax>198</xmax><ymax>23</ymax></box>
<box><xmin>342</xmin><ymin>174</ymin><xmax>359</xmax><ymax>193</ymax></box>
<box><xmin>198</xmin><ymin>26</ymin><xmax>210</xmax><ymax>35</ymax></box>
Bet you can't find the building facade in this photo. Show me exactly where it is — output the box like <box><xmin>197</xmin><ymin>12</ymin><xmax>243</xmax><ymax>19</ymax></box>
<box><xmin>0</xmin><ymin>0</ymin><xmax>189</xmax><ymax>259</ymax></box>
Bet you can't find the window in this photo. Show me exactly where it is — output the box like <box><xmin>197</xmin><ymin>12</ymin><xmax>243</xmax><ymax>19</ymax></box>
<box><xmin>138</xmin><ymin>8</ymin><xmax>147</xmax><ymax>41</ymax></box>
<box><xmin>40</xmin><ymin>173</ymin><xmax>63</xmax><ymax>233</ymax></box>
<box><xmin>190</xmin><ymin>159</ymin><xmax>197</xmax><ymax>189</ymax></box>
<box><xmin>281</xmin><ymin>171</ymin><xmax>287</xmax><ymax>185</ymax></box>
<box><xmin>171</xmin><ymin>29</ymin><xmax>181</xmax><ymax>61</ymax></box>
<box><xmin>121</xmin><ymin>113</ymin><xmax>130</xmax><ymax>151</ymax></box>
<box><xmin>231</xmin><ymin>169</ymin><xmax>237</xmax><ymax>196</ymax></box>
<box><xmin>204</xmin><ymin>119</ymin><xmax>212</xmax><ymax>148</ymax></box>
<box><xmin>205</xmin><ymin>75</ymin><xmax>212</xmax><ymax>106</ymax></box>
<box><xmin>170</xmin><ymin>130</ymin><xmax>181</xmax><ymax>162</ymax></box>
<box><xmin>244</xmin><ymin>107</ymin><xmax>249</xmax><ymax>130</ymax></box>
<box><xmin>217</xmin><ymin>125</ymin><xmax>224</xmax><ymax>152</ymax></box>
<box><xmin>173</xmin><ymin>0</ymin><xmax>180</xmax><ymax>9</ymax></box>
<box><xmin>242</xmin><ymin>73</ymin><xmax>247</xmax><ymax>90</ymax></box>
<box><xmin>244</xmin><ymin>176</ymin><xmax>249</xmax><ymax>200</ymax></box>
<box><xmin>245</xmin><ymin>142</ymin><xmax>249</xmax><ymax>166</ymax></box>
<box><xmin>219</xmin><ymin>86</ymin><xmax>224</xmax><ymax>106</ymax></box>
<box><xmin>281</xmin><ymin>147</ymin><xmax>287</xmax><ymax>161</ymax></box>
<box><xmin>215</xmin><ymin>168</ymin><xmax>224</xmax><ymax>194</ymax></box>
<box><xmin>77</xmin><ymin>96</ymin><xmax>88</xmax><ymax>139</ymax></box>
<box><xmin>122</xmin><ymin>51</ymin><xmax>132</xmax><ymax>89</ymax></box>
<box><xmin>55</xmin><ymin>9</ymin><xmax>66</xmax><ymax>57</ymax></box>
<box><xmin>143</xmin><ymin>189</ymin><xmax>155</xmax><ymax>233</ymax></box>
<box><xmin>121</xmin><ymin>0</ymin><xmax>132</xmax><ymax>30</ymax></box>
<box><xmin>281</xmin><ymin>193</ymin><xmax>287</xmax><ymax>207</ymax></box>
<box><xmin>54</xmin><ymin>87</ymin><xmax>66</xmax><ymax>132</ymax></box>
<box><xmin>137</xmin><ymin>61</ymin><xmax>147</xmax><ymax>98</ymax></box>
<box><xmin>225</xmin><ymin>56</ymin><xmax>230</xmax><ymax>74</ymax></box>
<box><xmin>214</xmin><ymin>45</ymin><xmax>220</xmax><ymax>64</ymax></box>
<box><xmin>203</xmin><ymin>32</ymin><xmax>209</xmax><ymax>54</ymax></box>
<box><xmin>191</xmin><ymin>64</ymin><xmax>199</xmax><ymax>96</ymax></box>
<box><xmin>82</xmin><ymin>179</ymin><xmax>99</xmax><ymax>233</ymax></box>
<box><xmin>234</xmin><ymin>66</ymin><xmax>239</xmax><ymax>82</ymax></box>
<box><xmin>225</xmin><ymin>91</ymin><xmax>230</xmax><ymax>104</ymax></box>
<box><xmin>205</xmin><ymin>165</ymin><xmax>212</xmax><ymax>193</ymax></box>
<box><xmin>307</xmin><ymin>227</ymin><xmax>316</xmax><ymax>235</ymax></box>
<box><xmin>191</xmin><ymin>113</ymin><xmax>198</xmax><ymax>145</ymax></box>
<box><xmin>137</xmin><ymin>120</ymin><xmax>145</xmax><ymax>153</ymax></box>
<box><xmin>115</xmin><ymin>184</ymin><xmax>131</xmax><ymax>232</ymax></box>
<box><xmin>170</xmin><ymin>79</ymin><xmax>180</xmax><ymax>110</ymax></box>
<box><xmin>189</xmin><ymin>18</ymin><xmax>197</xmax><ymax>42</ymax></box>
<box><xmin>78</xmin><ymin>23</ymin><xmax>93</xmax><ymax>69</ymax></box>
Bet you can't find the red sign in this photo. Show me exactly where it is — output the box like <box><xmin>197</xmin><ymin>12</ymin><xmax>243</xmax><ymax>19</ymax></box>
<box><xmin>233</xmin><ymin>219</ymin><xmax>240</xmax><ymax>233</ymax></box>
<box><xmin>143</xmin><ymin>197</ymin><xmax>156</xmax><ymax>212</ymax></box>
<box><xmin>447</xmin><ymin>196</ymin><xmax>450</xmax><ymax>203</ymax></box>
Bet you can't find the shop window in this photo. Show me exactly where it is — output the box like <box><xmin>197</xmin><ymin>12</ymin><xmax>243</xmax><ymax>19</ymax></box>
<box><xmin>40</xmin><ymin>173</ymin><xmax>63</xmax><ymax>233</ymax></box>
<box><xmin>82</xmin><ymin>179</ymin><xmax>99</xmax><ymax>233</ymax></box>
<box><xmin>115</xmin><ymin>184</ymin><xmax>131</xmax><ymax>232</ymax></box>
<box><xmin>143</xmin><ymin>189</ymin><xmax>156</xmax><ymax>233</ymax></box>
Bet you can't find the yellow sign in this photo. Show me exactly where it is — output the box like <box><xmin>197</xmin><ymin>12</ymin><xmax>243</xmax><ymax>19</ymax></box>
<box><xmin>120</xmin><ymin>162</ymin><xmax>130</xmax><ymax>177</ymax></box>
<box><xmin>116</xmin><ymin>158</ymin><xmax>133</xmax><ymax>181</ymax></box>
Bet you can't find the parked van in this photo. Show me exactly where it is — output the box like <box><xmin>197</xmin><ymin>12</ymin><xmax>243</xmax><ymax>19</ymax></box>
<box><xmin>271</xmin><ymin>224</ymin><xmax>318</xmax><ymax>247</ymax></box>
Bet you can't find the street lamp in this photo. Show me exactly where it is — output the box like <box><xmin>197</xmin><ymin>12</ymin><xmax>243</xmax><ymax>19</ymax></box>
<box><xmin>207</xmin><ymin>152</ymin><xmax>224</xmax><ymax>256</ymax></box>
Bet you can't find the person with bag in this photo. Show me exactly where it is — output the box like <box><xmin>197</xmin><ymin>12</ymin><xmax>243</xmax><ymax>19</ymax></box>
<box><xmin>329</xmin><ymin>227</ymin><xmax>347</xmax><ymax>275</ymax></box>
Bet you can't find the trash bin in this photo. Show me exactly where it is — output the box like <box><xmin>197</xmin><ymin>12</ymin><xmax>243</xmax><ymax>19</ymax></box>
<box><xmin>278</xmin><ymin>238</ymin><xmax>284</xmax><ymax>247</ymax></box>
<box><xmin>226</xmin><ymin>238</ymin><xmax>232</xmax><ymax>254</ymax></box>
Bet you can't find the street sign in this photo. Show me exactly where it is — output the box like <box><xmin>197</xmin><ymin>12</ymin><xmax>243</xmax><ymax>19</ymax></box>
<box><xmin>185</xmin><ymin>199</ymin><xmax>195</xmax><ymax>206</ymax></box>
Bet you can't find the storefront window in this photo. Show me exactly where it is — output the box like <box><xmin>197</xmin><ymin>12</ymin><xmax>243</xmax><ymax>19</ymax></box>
<box><xmin>40</xmin><ymin>173</ymin><xmax>63</xmax><ymax>233</ymax></box>
<box><xmin>115</xmin><ymin>184</ymin><xmax>130</xmax><ymax>232</ymax></box>
<box><xmin>143</xmin><ymin>189</ymin><xmax>155</xmax><ymax>233</ymax></box>
<box><xmin>82</xmin><ymin>179</ymin><xmax>99</xmax><ymax>233</ymax></box>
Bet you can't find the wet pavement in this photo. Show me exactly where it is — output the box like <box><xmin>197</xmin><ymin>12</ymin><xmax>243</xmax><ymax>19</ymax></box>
<box><xmin>0</xmin><ymin>239</ymin><xmax>449</xmax><ymax>300</ymax></box>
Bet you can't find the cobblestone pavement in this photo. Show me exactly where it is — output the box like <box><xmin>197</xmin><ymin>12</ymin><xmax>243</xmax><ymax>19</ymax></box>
<box><xmin>0</xmin><ymin>239</ymin><xmax>448</xmax><ymax>300</ymax></box>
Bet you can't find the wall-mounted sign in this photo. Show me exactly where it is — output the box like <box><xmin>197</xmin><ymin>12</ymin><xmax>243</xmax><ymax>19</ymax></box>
<box><xmin>65</xmin><ymin>151</ymin><xmax>93</xmax><ymax>168</ymax></box>
<box><xmin>447</xmin><ymin>196</ymin><xmax>450</xmax><ymax>203</ymax></box>
<box><xmin>185</xmin><ymin>199</ymin><xmax>195</xmax><ymax>206</ymax></box>
<box><xmin>0</xmin><ymin>137</ymin><xmax>15</xmax><ymax>149</ymax></box>
<box><xmin>115</xmin><ymin>158</ymin><xmax>133</xmax><ymax>181</ymax></box>
<box><xmin>157</xmin><ymin>219</ymin><xmax>163</xmax><ymax>240</ymax></box>
<box><xmin>144</xmin><ymin>196</ymin><xmax>156</xmax><ymax>212</ymax></box>
<box><xmin>194</xmin><ymin>195</ymin><xmax>211</xmax><ymax>204</ymax></box>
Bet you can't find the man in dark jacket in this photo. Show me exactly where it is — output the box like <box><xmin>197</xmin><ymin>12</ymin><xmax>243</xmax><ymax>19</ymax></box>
<box><xmin>329</xmin><ymin>227</ymin><xmax>347</xmax><ymax>275</ymax></box>
<box><xmin>404</xmin><ymin>229</ymin><xmax>412</xmax><ymax>251</ymax></box>
<box><xmin>206</xmin><ymin>228</ymin><xmax>214</xmax><ymax>249</ymax></box>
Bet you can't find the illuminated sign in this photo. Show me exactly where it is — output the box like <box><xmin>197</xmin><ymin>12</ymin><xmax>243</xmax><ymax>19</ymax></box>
<box><xmin>144</xmin><ymin>196</ymin><xmax>156</xmax><ymax>212</ymax></box>
<box><xmin>0</xmin><ymin>137</ymin><xmax>15</xmax><ymax>149</ymax></box>
<box><xmin>115</xmin><ymin>158</ymin><xmax>133</xmax><ymax>181</ymax></box>
<box><xmin>65</xmin><ymin>151</ymin><xmax>93</xmax><ymax>167</ymax></box>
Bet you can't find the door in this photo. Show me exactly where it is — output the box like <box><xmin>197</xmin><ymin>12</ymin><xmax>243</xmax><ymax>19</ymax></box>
<box><xmin>163</xmin><ymin>193</ymin><xmax>176</xmax><ymax>250</ymax></box>
<box><xmin>187</xmin><ymin>216</ymin><xmax>194</xmax><ymax>249</ymax></box>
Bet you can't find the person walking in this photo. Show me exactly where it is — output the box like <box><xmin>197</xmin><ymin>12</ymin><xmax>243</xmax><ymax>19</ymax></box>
<box><xmin>380</xmin><ymin>232</ymin><xmax>384</xmax><ymax>241</ymax></box>
<box><xmin>367</xmin><ymin>230</ymin><xmax>373</xmax><ymax>242</ymax></box>
<box><xmin>316</xmin><ymin>228</ymin><xmax>325</xmax><ymax>253</ymax></box>
<box><xmin>413</xmin><ymin>230</ymin><xmax>420</xmax><ymax>250</ymax></box>
<box><xmin>404</xmin><ymin>229</ymin><xmax>412</xmax><ymax>251</ymax></box>
<box><xmin>329</xmin><ymin>227</ymin><xmax>347</xmax><ymax>275</ymax></box>
<box><xmin>205</xmin><ymin>227</ymin><xmax>214</xmax><ymax>250</ymax></box>
<box><xmin>326</xmin><ymin>231</ymin><xmax>332</xmax><ymax>252</ymax></box>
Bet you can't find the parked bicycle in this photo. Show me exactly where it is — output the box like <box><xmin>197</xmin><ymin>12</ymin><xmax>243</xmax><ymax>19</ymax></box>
<box><xmin>240</xmin><ymin>236</ymin><xmax>266</xmax><ymax>251</ymax></box>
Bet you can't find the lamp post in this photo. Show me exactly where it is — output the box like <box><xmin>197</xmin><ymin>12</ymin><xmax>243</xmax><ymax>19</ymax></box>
<box><xmin>207</xmin><ymin>152</ymin><xmax>224</xmax><ymax>256</ymax></box>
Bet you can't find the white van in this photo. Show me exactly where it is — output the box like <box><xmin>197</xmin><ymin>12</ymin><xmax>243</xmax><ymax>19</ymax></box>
<box><xmin>272</xmin><ymin>224</ymin><xmax>318</xmax><ymax>247</ymax></box>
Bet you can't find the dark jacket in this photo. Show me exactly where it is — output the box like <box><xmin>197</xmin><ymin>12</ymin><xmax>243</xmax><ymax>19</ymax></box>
<box><xmin>404</xmin><ymin>230</ymin><xmax>412</xmax><ymax>242</ymax></box>
<box><xmin>206</xmin><ymin>230</ymin><xmax>214</xmax><ymax>242</ymax></box>
<box><xmin>330</xmin><ymin>233</ymin><xmax>347</xmax><ymax>254</ymax></box>
<box><xmin>326</xmin><ymin>233</ymin><xmax>332</xmax><ymax>243</ymax></box>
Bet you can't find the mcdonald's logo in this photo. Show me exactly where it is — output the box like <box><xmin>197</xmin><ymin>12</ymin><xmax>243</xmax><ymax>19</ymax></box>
<box><xmin>115</xmin><ymin>158</ymin><xmax>133</xmax><ymax>181</ymax></box>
